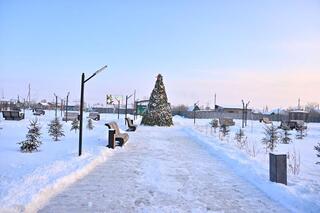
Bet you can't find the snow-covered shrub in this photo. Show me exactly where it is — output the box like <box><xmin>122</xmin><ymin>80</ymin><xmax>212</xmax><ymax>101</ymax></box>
<box><xmin>296</xmin><ymin>127</ymin><xmax>306</xmax><ymax>140</ymax></box>
<box><xmin>235</xmin><ymin>128</ymin><xmax>247</xmax><ymax>149</ymax></box>
<box><xmin>262</xmin><ymin>124</ymin><xmax>279</xmax><ymax>152</ymax></box>
<box><xmin>18</xmin><ymin>118</ymin><xmax>42</xmax><ymax>152</ymax></box>
<box><xmin>287</xmin><ymin>149</ymin><xmax>300</xmax><ymax>175</ymax></box>
<box><xmin>48</xmin><ymin>117</ymin><xmax>65</xmax><ymax>141</ymax></box>
<box><xmin>219</xmin><ymin>125</ymin><xmax>230</xmax><ymax>140</ymax></box>
<box><xmin>70</xmin><ymin>119</ymin><xmax>79</xmax><ymax>132</ymax></box>
<box><xmin>209</xmin><ymin>119</ymin><xmax>219</xmax><ymax>133</ymax></box>
<box><xmin>87</xmin><ymin>118</ymin><xmax>94</xmax><ymax>130</ymax></box>
<box><xmin>315</xmin><ymin>143</ymin><xmax>320</xmax><ymax>165</ymax></box>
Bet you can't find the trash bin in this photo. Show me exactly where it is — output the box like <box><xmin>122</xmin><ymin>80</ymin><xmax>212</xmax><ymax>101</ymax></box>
<box><xmin>108</xmin><ymin>129</ymin><xmax>116</xmax><ymax>149</ymax></box>
<box><xmin>269</xmin><ymin>153</ymin><xmax>287</xmax><ymax>185</ymax></box>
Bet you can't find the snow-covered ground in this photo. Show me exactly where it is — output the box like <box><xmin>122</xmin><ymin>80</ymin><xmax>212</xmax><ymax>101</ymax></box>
<box><xmin>174</xmin><ymin>116</ymin><xmax>320</xmax><ymax>211</ymax></box>
<box><xmin>39</xmin><ymin>126</ymin><xmax>288</xmax><ymax>213</ymax></box>
<box><xmin>0</xmin><ymin>111</ymin><xmax>319</xmax><ymax>212</ymax></box>
<box><xmin>0</xmin><ymin>110</ymin><xmax>127</xmax><ymax>212</ymax></box>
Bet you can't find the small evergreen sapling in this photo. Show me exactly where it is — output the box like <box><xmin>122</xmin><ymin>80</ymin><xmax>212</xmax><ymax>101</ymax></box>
<box><xmin>219</xmin><ymin>124</ymin><xmax>230</xmax><ymax>139</ymax></box>
<box><xmin>48</xmin><ymin>117</ymin><xmax>65</xmax><ymax>141</ymax></box>
<box><xmin>87</xmin><ymin>118</ymin><xmax>94</xmax><ymax>130</ymax></box>
<box><xmin>18</xmin><ymin>118</ymin><xmax>42</xmax><ymax>152</ymax></box>
<box><xmin>262</xmin><ymin>124</ymin><xmax>279</xmax><ymax>152</ymax></box>
<box><xmin>209</xmin><ymin>119</ymin><xmax>219</xmax><ymax>133</ymax></box>
<box><xmin>235</xmin><ymin>128</ymin><xmax>247</xmax><ymax>149</ymax></box>
<box><xmin>71</xmin><ymin>119</ymin><xmax>80</xmax><ymax>132</ymax></box>
<box><xmin>315</xmin><ymin>143</ymin><xmax>320</xmax><ymax>165</ymax></box>
<box><xmin>281</xmin><ymin>126</ymin><xmax>291</xmax><ymax>144</ymax></box>
<box><xmin>296</xmin><ymin>127</ymin><xmax>306</xmax><ymax>140</ymax></box>
<box><xmin>287</xmin><ymin>149</ymin><xmax>300</xmax><ymax>175</ymax></box>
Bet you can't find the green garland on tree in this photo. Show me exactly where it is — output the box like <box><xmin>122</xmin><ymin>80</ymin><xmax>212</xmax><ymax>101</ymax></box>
<box><xmin>141</xmin><ymin>74</ymin><xmax>173</xmax><ymax>126</ymax></box>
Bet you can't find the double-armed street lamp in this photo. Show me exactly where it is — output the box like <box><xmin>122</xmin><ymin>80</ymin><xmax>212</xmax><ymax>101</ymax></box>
<box><xmin>115</xmin><ymin>97</ymin><xmax>121</xmax><ymax>120</ymax></box>
<box><xmin>125</xmin><ymin>93</ymin><xmax>133</xmax><ymax>125</ymax></box>
<box><xmin>79</xmin><ymin>65</ymin><xmax>108</xmax><ymax>156</ymax></box>
<box><xmin>53</xmin><ymin>93</ymin><xmax>58</xmax><ymax>119</ymax></box>
<box><xmin>65</xmin><ymin>92</ymin><xmax>70</xmax><ymax>122</ymax></box>
<box><xmin>241</xmin><ymin>100</ymin><xmax>250</xmax><ymax>128</ymax></box>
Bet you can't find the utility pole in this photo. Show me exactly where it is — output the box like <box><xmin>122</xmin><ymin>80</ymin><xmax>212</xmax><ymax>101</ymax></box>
<box><xmin>115</xmin><ymin>97</ymin><xmax>120</xmax><ymax>119</ymax></box>
<box><xmin>60</xmin><ymin>99</ymin><xmax>63</xmax><ymax>117</ymax></box>
<box><xmin>65</xmin><ymin>92</ymin><xmax>70</xmax><ymax>122</ymax></box>
<box><xmin>54</xmin><ymin>93</ymin><xmax>58</xmax><ymax>119</ymax></box>
<box><xmin>125</xmin><ymin>94</ymin><xmax>133</xmax><ymax>125</ymax></box>
<box><xmin>133</xmin><ymin>89</ymin><xmax>136</xmax><ymax>120</ymax></box>
<box><xmin>214</xmin><ymin>93</ymin><xmax>217</xmax><ymax>107</ymax></box>
<box><xmin>27</xmin><ymin>84</ymin><xmax>31</xmax><ymax>108</ymax></box>
<box><xmin>193</xmin><ymin>101</ymin><xmax>199</xmax><ymax>125</ymax></box>
<box><xmin>242</xmin><ymin>100</ymin><xmax>250</xmax><ymax>128</ymax></box>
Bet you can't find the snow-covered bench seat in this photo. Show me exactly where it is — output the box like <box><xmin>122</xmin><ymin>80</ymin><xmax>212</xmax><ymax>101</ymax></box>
<box><xmin>125</xmin><ymin>117</ymin><xmax>137</xmax><ymax>131</ymax></box>
<box><xmin>105</xmin><ymin>122</ymin><xmax>129</xmax><ymax>146</ymax></box>
<box><xmin>259</xmin><ymin>117</ymin><xmax>272</xmax><ymax>124</ymax></box>
<box><xmin>2</xmin><ymin>110</ymin><xmax>25</xmax><ymax>120</ymax></box>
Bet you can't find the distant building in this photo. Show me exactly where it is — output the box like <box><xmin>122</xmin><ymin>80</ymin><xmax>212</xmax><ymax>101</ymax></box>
<box><xmin>214</xmin><ymin>105</ymin><xmax>252</xmax><ymax>114</ymax></box>
<box><xmin>289</xmin><ymin>110</ymin><xmax>309</xmax><ymax>122</ymax></box>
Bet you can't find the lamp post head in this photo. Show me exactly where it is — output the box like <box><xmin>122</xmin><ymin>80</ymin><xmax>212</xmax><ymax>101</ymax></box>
<box><xmin>94</xmin><ymin>65</ymin><xmax>108</xmax><ymax>75</ymax></box>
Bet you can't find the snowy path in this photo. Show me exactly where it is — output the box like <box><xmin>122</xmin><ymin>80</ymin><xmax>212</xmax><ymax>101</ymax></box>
<box><xmin>39</xmin><ymin>127</ymin><xmax>288</xmax><ymax>212</ymax></box>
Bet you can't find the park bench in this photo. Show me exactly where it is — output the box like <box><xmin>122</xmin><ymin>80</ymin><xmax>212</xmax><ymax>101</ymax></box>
<box><xmin>33</xmin><ymin>109</ymin><xmax>45</xmax><ymax>116</ymax></box>
<box><xmin>259</xmin><ymin>117</ymin><xmax>272</xmax><ymax>124</ymax></box>
<box><xmin>88</xmin><ymin>112</ymin><xmax>100</xmax><ymax>121</ymax></box>
<box><xmin>2</xmin><ymin>110</ymin><xmax>25</xmax><ymax>120</ymax></box>
<box><xmin>125</xmin><ymin>117</ymin><xmax>137</xmax><ymax>131</ymax></box>
<box><xmin>105</xmin><ymin>122</ymin><xmax>129</xmax><ymax>148</ymax></box>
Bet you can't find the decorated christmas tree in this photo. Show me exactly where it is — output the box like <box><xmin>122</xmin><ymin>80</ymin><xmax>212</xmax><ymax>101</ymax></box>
<box><xmin>141</xmin><ymin>74</ymin><xmax>173</xmax><ymax>126</ymax></box>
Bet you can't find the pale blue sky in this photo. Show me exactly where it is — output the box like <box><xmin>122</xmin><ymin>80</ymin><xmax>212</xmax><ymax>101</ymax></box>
<box><xmin>1</xmin><ymin>0</ymin><xmax>319</xmax><ymax>108</ymax></box>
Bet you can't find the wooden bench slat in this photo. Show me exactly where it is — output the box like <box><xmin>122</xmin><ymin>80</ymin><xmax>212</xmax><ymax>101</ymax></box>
<box><xmin>105</xmin><ymin>122</ymin><xmax>129</xmax><ymax>146</ymax></box>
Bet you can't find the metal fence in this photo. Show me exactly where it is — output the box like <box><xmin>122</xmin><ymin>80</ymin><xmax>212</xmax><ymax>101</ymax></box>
<box><xmin>172</xmin><ymin>110</ymin><xmax>320</xmax><ymax>123</ymax></box>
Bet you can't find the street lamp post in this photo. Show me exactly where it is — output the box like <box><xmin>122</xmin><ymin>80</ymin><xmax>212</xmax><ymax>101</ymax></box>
<box><xmin>125</xmin><ymin>94</ymin><xmax>133</xmax><ymax>125</ymax></box>
<box><xmin>60</xmin><ymin>99</ymin><xmax>63</xmax><ymax>117</ymax></box>
<box><xmin>193</xmin><ymin>101</ymin><xmax>200</xmax><ymax>125</ymax></box>
<box><xmin>241</xmin><ymin>100</ymin><xmax>250</xmax><ymax>128</ymax></box>
<box><xmin>115</xmin><ymin>97</ymin><xmax>120</xmax><ymax>120</ymax></box>
<box><xmin>133</xmin><ymin>89</ymin><xmax>136</xmax><ymax>120</ymax></box>
<box><xmin>78</xmin><ymin>65</ymin><xmax>107</xmax><ymax>156</ymax></box>
<box><xmin>54</xmin><ymin>93</ymin><xmax>58</xmax><ymax>119</ymax></box>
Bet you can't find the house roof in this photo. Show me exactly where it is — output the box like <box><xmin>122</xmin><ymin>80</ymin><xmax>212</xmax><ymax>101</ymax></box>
<box><xmin>290</xmin><ymin>110</ymin><xmax>309</xmax><ymax>114</ymax></box>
